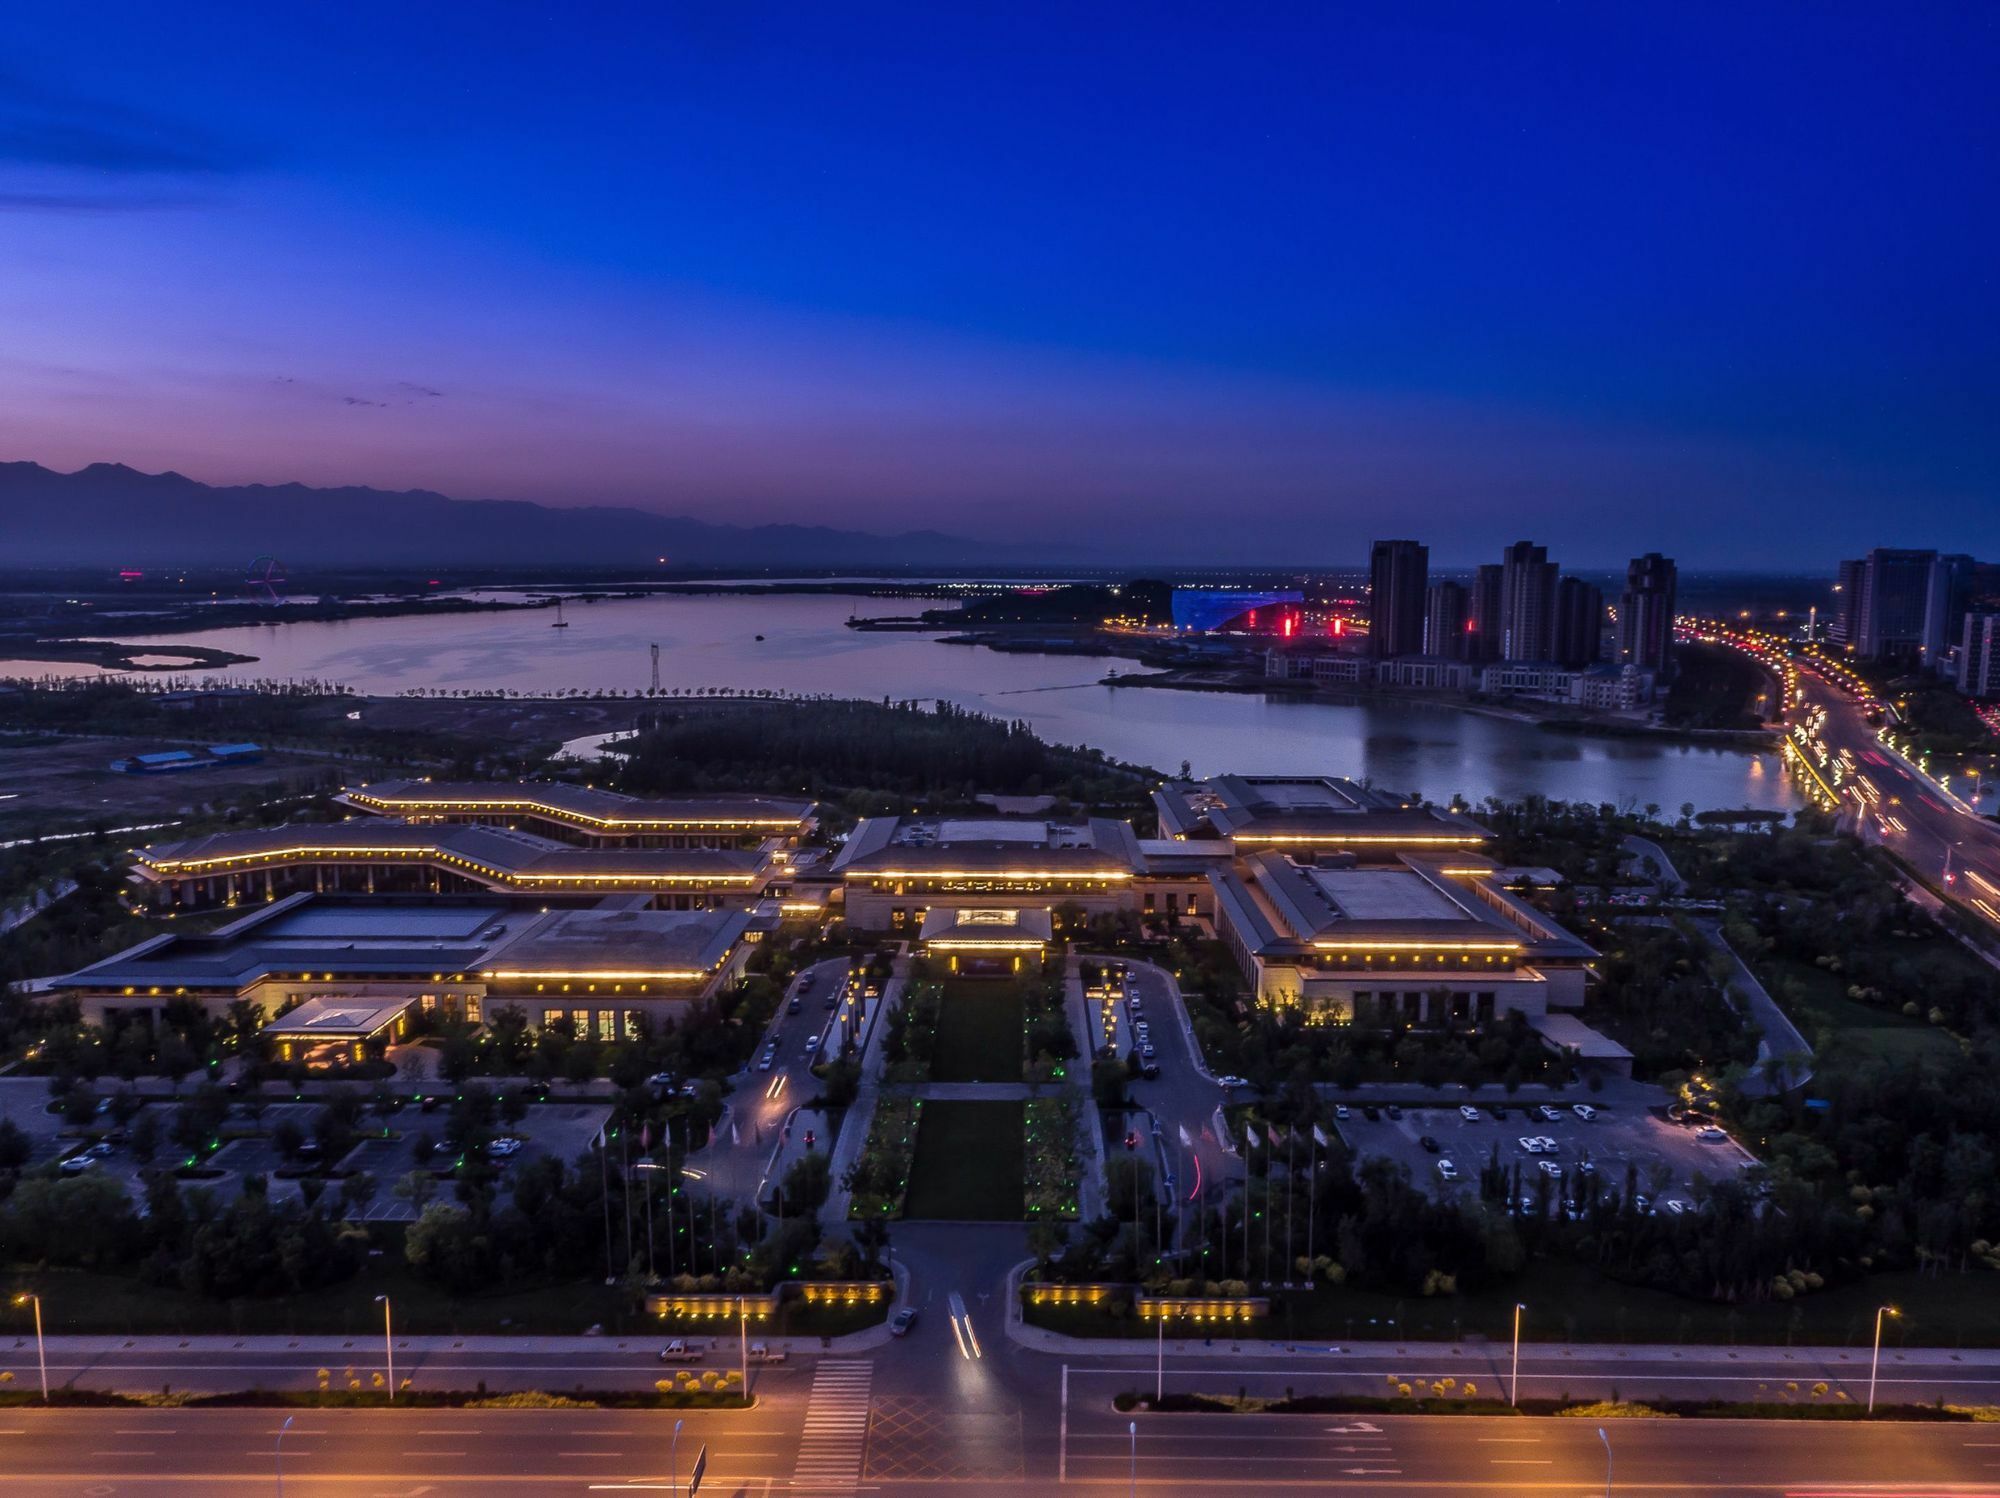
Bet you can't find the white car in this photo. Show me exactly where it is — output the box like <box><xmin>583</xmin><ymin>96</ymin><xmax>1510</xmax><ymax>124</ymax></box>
<box><xmin>1695</xmin><ymin>1126</ymin><xmax>1727</xmax><ymax>1142</ymax></box>
<box><xmin>1334</xmin><ymin>1105</ymin><xmax>1350</xmax><ymax>1121</ymax></box>
<box><xmin>1538</xmin><ymin>1105</ymin><xmax>1564</xmax><ymax>1123</ymax></box>
<box><xmin>757</xmin><ymin>1054</ymin><xmax>774</xmax><ymax>1072</ymax></box>
<box><xmin>1572</xmin><ymin>1103</ymin><xmax>1597</xmax><ymax>1121</ymax></box>
<box><xmin>1217</xmin><ymin>1075</ymin><xmax>1248</xmax><ymax>1090</ymax></box>
<box><xmin>59</xmin><ymin>1153</ymin><xmax>96</xmax><ymax>1175</ymax></box>
<box><xmin>1664</xmin><ymin>1199</ymin><xmax>1691</xmax><ymax>1215</ymax></box>
<box><xmin>1459</xmin><ymin>1105</ymin><xmax>1481</xmax><ymax>1121</ymax></box>
<box><xmin>805</xmin><ymin>1034</ymin><xmax>822</xmax><ymax>1053</ymax></box>
<box><xmin>1537</xmin><ymin>1160</ymin><xmax>1564</xmax><ymax>1179</ymax></box>
<box><xmin>1535</xmin><ymin>1135</ymin><xmax>1558</xmax><ymax>1152</ymax></box>
<box><xmin>487</xmin><ymin>1136</ymin><xmax>524</xmax><ymax>1158</ymax></box>
<box><xmin>1518</xmin><ymin>1136</ymin><xmax>1544</xmax><ymax>1154</ymax></box>
<box><xmin>1436</xmin><ymin>1159</ymin><xmax>1459</xmax><ymax>1180</ymax></box>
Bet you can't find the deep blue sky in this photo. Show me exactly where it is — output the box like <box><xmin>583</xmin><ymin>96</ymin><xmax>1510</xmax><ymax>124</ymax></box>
<box><xmin>2</xmin><ymin>2</ymin><xmax>1995</xmax><ymax>565</ymax></box>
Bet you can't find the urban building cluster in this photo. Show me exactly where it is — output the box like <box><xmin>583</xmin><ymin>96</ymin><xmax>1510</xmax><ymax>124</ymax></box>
<box><xmin>1830</xmin><ymin>548</ymin><xmax>2000</xmax><ymax>699</ymax></box>
<box><xmin>51</xmin><ymin>773</ymin><xmax>1617</xmax><ymax>1071</ymax></box>
<box><xmin>1265</xmin><ymin>540</ymin><xmax>1677</xmax><ymax>710</ymax></box>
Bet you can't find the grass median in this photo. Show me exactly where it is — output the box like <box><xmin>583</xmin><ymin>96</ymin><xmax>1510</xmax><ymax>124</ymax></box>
<box><xmin>902</xmin><ymin>1099</ymin><xmax>1025</xmax><ymax>1220</ymax></box>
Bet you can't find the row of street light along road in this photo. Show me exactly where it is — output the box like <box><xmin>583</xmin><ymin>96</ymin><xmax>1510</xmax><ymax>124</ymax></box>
<box><xmin>1693</xmin><ymin>617</ymin><xmax>2000</xmax><ymax>935</ymax></box>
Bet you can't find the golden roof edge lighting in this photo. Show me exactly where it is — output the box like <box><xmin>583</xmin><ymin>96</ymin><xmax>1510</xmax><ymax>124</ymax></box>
<box><xmin>1308</xmin><ymin>939</ymin><xmax>1521</xmax><ymax>952</ymax></box>
<box><xmin>1230</xmin><ymin>833</ymin><xmax>1488</xmax><ymax>846</ymax></box>
<box><xmin>481</xmin><ymin>968</ymin><xmax>712</xmax><ymax>981</ymax></box>
<box><xmin>849</xmin><ymin>868</ymin><xmax>1133</xmax><ymax>880</ymax></box>
<box><xmin>926</xmin><ymin>938</ymin><xmax>1047</xmax><ymax>950</ymax></box>
<box><xmin>350</xmin><ymin>791</ymin><xmax>800</xmax><ymax>829</ymax></box>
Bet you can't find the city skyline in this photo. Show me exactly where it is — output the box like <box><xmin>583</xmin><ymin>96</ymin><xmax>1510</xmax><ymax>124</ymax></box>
<box><xmin>2</xmin><ymin>4</ymin><xmax>1997</xmax><ymax>566</ymax></box>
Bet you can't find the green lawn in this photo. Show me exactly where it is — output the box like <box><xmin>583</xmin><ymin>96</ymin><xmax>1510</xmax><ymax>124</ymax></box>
<box><xmin>1027</xmin><ymin>1260</ymin><xmax>2000</xmax><ymax>1348</ymax></box>
<box><xmin>1761</xmin><ymin>955</ymin><xmax>1958</xmax><ymax>1060</ymax></box>
<box><xmin>902</xmin><ymin>1099</ymin><xmax>1025</xmax><ymax>1220</ymax></box>
<box><xmin>929</xmin><ymin>980</ymin><xmax>1025</xmax><ymax>1083</ymax></box>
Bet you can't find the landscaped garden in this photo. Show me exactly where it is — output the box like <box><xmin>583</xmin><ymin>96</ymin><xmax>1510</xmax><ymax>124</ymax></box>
<box><xmin>843</xmin><ymin>1095</ymin><xmax>920</xmax><ymax>1219</ymax></box>
<box><xmin>901</xmin><ymin>1099</ymin><xmax>1025</xmax><ymax>1220</ymax></box>
<box><xmin>1024</xmin><ymin>1093</ymin><xmax>1082</xmax><ymax>1220</ymax></box>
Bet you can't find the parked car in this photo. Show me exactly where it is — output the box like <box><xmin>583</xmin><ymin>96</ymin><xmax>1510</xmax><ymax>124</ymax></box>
<box><xmin>488</xmin><ymin>1137</ymin><xmax>524</xmax><ymax>1158</ymax></box>
<box><xmin>746</xmin><ymin>1343</ymin><xmax>786</xmax><ymax>1363</ymax></box>
<box><xmin>757</xmin><ymin>1055</ymin><xmax>774</xmax><ymax>1072</ymax></box>
<box><xmin>1488</xmin><ymin>1105</ymin><xmax>1508</xmax><ymax>1120</ymax></box>
<box><xmin>1458</xmin><ymin>1105</ymin><xmax>1481</xmax><ymax>1122</ymax></box>
<box><xmin>1384</xmin><ymin>1104</ymin><xmax>1404</xmax><ymax>1120</ymax></box>
<box><xmin>1572</xmin><ymin>1103</ymin><xmax>1597</xmax><ymax>1121</ymax></box>
<box><xmin>1140</xmin><ymin>1063</ymin><xmax>1161</xmax><ymax>1080</ymax></box>
<box><xmin>1695</xmin><ymin>1126</ymin><xmax>1727</xmax><ymax>1142</ymax></box>
<box><xmin>1362</xmin><ymin>1105</ymin><xmax>1381</xmax><ymax>1122</ymax></box>
<box><xmin>788</xmin><ymin>998</ymin><xmax>802</xmax><ymax>1014</ymax></box>
<box><xmin>1216</xmin><ymin>1075</ymin><xmax>1249</xmax><ymax>1090</ymax></box>
<box><xmin>1538</xmin><ymin>1104</ymin><xmax>1564</xmax><ymax>1123</ymax></box>
<box><xmin>1436</xmin><ymin>1159</ymin><xmax>1459</xmax><ymax>1180</ymax></box>
<box><xmin>1140</xmin><ymin>1044</ymin><xmax>1157</xmax><ymax>1060</ymax></box>
<box><xmin>1333</xmin><ymin>1105</ymin><xmax>1350</xmax><ymax>1121</ymax></box>
<box><xmin>889</xmin><ymin>1308</ymin><xmax>918</xmax><ymax>1337</ymax></box>
<box><xmin>657</xmin><ymin>1339</ymin><xmax>702</xmax><ymax>1363</ymax></box>
<box><xmin>1538</xmin><ymin>1160</ymin><xmax>1564</xmax><ymax>1178</ymax></box>
<box><xmin>1518</xmin><ymin>1136</ymin><xmax>1545</xmax><ymax>1154</ymax></box>
<box><xmin>59</xmin><ymin>1153</ymin><xmax>96</xmax><ymax>1175</ymax></box>
<box><xmin>805</xmin><ymin>1034</ymin><xmax>822</xmax><ymax>1053</ymax></box>
<box><xmin>1419</xmin><ymin>1135</ymin><xmax>1441</xmax><ymax>1153</ymax></box>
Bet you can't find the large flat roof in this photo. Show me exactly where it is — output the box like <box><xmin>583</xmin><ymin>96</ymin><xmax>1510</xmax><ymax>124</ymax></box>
<box><xmin>832</xmin><ymin>816</ymin><xmax>1141</xmax><ymax>877</ymax></box>
<box><xmin>345</xmin><ymin>779</ymin><xmax>814</xmax><ymax>830</ymax></box>
<box><xmin>63</xmin><ymin>894</ymin><xmax>750</xmax><ymax>993</ymax></box>
<box><xmin>134</xmin><ymin>821</ymin><xmax>767</xmax><ymax>890</ymax></box>
<box><xmin>481</xmin><ymin>906</ymin><xmax>750</xmax><ymax>977</ymax></box>
<box><xmin>1153</xmin><ymin>775</ymin><xmax>1492</xmax><ymax>847</ymax></box>
<box><xmin>1219</xmin><ymin>852</ymin><xmax>1596</xmax><ymax>960</ymax></box>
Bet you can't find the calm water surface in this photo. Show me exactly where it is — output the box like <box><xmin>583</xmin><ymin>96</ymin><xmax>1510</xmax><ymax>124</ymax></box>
<box><xmin>28</xmin><ymin>592</ymin><xmax>1799</xmax><ymax>812</ymax></box>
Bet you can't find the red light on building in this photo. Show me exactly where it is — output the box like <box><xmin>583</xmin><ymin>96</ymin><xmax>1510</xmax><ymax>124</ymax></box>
<box><xmin>1282</xmin><ymin>614</ymin><xmax>1296</xmax><ymax>638</ymax></box>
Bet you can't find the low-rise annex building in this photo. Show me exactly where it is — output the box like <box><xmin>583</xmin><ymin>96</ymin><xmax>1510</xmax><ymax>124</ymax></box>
<box><xmin>58</xmin><ymin>892</ymin><xmax>762</xmax><ymax>1042</ymax></box>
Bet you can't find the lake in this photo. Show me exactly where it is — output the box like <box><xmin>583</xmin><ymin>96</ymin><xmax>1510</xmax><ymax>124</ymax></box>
<box><xmin>13</xmin><ymin>591</ymin><xmax>1801</xmax><ymax>812</ymax></box>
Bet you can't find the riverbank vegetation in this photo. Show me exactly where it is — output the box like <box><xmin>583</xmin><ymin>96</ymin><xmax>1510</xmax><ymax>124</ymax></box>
<box><xmin>616</xmin><ymin>697</ymin><xmax>1153</xmax><ymax>807</ymax></box>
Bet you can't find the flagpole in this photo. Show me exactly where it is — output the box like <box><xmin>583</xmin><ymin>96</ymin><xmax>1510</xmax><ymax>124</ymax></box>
<box><xmin>1288</xmin><ymin>1136</ymin><xmax>1304</xmax><ymax>1288</ymax></box>
<box><xmin>665</xmin><ymin>1117</ymin><xmax>677</xmax><ymax>1278</ymax></box>
<box><xmin>621</xmin><ymin>1125</ymin><xmax>634</xmax><ymax>1274</ymax></box>
<box><xmin>599</xmin><ymin>1128</ymin><xmax>613</xmax><ymax>1282</ymax></box>
<box><xmin>1306</xmin><ymin>1128</ymin><xmax>1319</xmax><ymax>1279</ymax></box>
<box><xmin>1261</xmin><ymin>1131</ymin><xmax>1271</xmax><ymax>1286</ymax></box>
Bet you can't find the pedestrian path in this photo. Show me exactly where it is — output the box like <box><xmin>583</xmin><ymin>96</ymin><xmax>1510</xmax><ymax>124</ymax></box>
<box><xmin>790</xmin><ymin>1358</ymin><xmax>874</xmax><ymax>1494</ymax></box>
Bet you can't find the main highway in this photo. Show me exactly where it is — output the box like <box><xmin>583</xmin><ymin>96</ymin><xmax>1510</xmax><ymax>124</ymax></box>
<box><xmin>1788</xmin><ymin>660</ymin><xmax>2000</xmax><ymax>934</ymax></box>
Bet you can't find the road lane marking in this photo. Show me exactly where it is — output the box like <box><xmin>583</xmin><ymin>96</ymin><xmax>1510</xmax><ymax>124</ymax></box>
<box><xmin>1476</xmin><ymin>1436</ymin><xmax>1541</xmax><ymax>1443</ymax></box>
<box><xmin>402</xmin><ymin>1450</ymin><xmax>468</xmax><ymax>1457</ymax></box>
<box><xmin>89</xmin><ymin>1449</ymin><xmax>156</xmax><ymax>1456</ymax></box>
<box><xmin>556</xmin><ymin>1451</ymin><xmax>624</xmax><ymax>1457</ymax></box>
<box><xmin>1490</xmin><ymin>1458</ymin><xmax>1554</xmax><ymax>1465</ymax></box>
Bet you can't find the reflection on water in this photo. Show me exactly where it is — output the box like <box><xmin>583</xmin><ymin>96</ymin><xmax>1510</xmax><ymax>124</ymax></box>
<box><xmin>77</xmin><ymin>591</ymin><xmax>1805</xmax><ymax>812</ymax></box>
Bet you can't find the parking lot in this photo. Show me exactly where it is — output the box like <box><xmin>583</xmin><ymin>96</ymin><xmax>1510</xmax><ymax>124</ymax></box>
<box><xmin>1334</xmin><ymin>1091</ymin><xmax>1757</xmax><ymax>1212</ymax></box>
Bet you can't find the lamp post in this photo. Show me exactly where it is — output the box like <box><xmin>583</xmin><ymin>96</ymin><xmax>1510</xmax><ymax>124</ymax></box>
<box><xmin>1128</xmin><ymin>1419</ymin><xmax>1137</xmax><ymax>1498</ymax></box>
<box><xmin>275</xmin><ymin>1412</ymin><xmax>295</xmax><ymax>1498</ymax></box>
<box><xmin>374</xmin><ymin>1294</ymin><xmax>395</xmax><ymax>1402</ymax></box>
<box><xmin>1869</xmin><ymin>1305</ymin><xmax>1900</xmax><ymax>1413</ymax></box>
<box><xmin>670</xmin><ymin>1416</ymin><xmax>684</xmax><ymax>1497</ymax></box>
<box><xmin>13</xmin><ymin>1293</ymin><xmax>46</xmax><ymax>1404</ymax></box>
<box><xmin>739</xmin><ymin>1295</ymin><xmax>750</xmax><ymax>1392</ymax></box>
<box><xmin>1510</xmin><ymin>1302</ymin><xmax>1526</xmax><ymax>1407</ymax></box>
<box><xmin>1156</xmin><ymin>1309</ymin><xmax>1165</xmax><ymax>1404</ymax></box>
<box><xmin>1597</xmin><ymin>1425</ymin><xmax>1612</xmax><ymax>1498</ymax></box>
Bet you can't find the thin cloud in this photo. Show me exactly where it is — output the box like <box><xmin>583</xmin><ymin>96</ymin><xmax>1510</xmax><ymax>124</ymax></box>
<box><xmin>0</xmin><ymin>70</ymin><xmax>258</xmax><ymax>176</ymax></box>
<box><xmin>0</xmin><ymin>189</ymin><xmax>211</xmax><ymax>213</ymax></box>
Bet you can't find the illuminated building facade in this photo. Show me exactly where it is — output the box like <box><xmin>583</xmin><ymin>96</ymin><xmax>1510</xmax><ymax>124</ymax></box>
<box><xmin>1209</xmin><ymin>850</ymin><xmax>1595</xmax><ymax>1022</ymax></box>
<box><xmin>58</xmin><ymin>892</ymin><xmax>758</xmax><ymax>1041</ymax></box>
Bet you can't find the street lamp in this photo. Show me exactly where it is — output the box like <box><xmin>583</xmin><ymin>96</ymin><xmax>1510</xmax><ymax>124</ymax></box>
<box><xmin>275</xmin><ymin>1412</ymin><xmax>295</xmax><ymax>1498</ymax></box>
<box><xmin>374</xmin><ymin>1294</ymin><xmax>395</xmax><ymax>1402</ymax></box>
<box><xmin>12</xmin><ymin>1292</ymin><xmax>46</xmax><ymax>1404</ymax></box>
<box><xmin>1869</xmin><ymin>1305</ymin><xmax>1900</xmax><ymax>1413</ymax></box>
<box><xmin>1128</xmin><ymin>1419</ymin><xmax>1137</xmax><ymax>1498</ymax></box>
<box><xmin>1510</xmin><ymin>1301</ymin><xmax>1526</xmax><ymax>1407</ymax></box>
<box><xmin>670</xmin><ymin>1416</ymin><xmax>685</xmax><ymax>1497</ymax></box>
<box><xmin>1597</xmin><ymin>1425</ymin><xmax>1613</xmax><ymax>1498</ymax></box>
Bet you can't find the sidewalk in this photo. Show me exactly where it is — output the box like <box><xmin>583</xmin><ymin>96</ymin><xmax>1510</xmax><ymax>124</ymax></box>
<box><xmin>819</xmin><ymin>954</ymin><xmax>906</xmax><ymax>1230</ymax></box>
<box><xmin>1063</xmin><ymin>959</ymin><xmax>1111</xmax><ymax>1224</ymax></box>
<box><xmin>1695</xmin><ymin>917</ymin><xmax>1813</xmax><ymax>1089</ymax></box>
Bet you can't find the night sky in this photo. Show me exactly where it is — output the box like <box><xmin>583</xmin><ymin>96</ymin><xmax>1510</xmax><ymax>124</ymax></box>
<box><xmin>2</xmin><ymin>3</ymin><xmax>1995</xmax><ymax>565</ymax></box>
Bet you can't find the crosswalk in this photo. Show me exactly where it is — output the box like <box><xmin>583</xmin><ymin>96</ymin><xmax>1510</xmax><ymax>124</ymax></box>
<box><xmin>790</xmin><ymin>1359</ymin><xmax>873</xmax><ymax>1494</ymax></box>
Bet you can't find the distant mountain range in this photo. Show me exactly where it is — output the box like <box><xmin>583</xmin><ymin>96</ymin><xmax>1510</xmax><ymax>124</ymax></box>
<box><xmin>0</xmin><ymin>462</ymin><xmax>1040</xmax><ymax>569</ymax></box>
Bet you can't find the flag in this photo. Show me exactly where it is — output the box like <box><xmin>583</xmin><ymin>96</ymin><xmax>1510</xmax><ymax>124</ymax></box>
<box><xmin>1267</xmin><ymin>1124</ymin><xmax>1283</xmax><ymax>1148</ymax></box>
<box><xmin>731</xmin><ymin>1120</ymin><xmax>740</xmax><ymax>1146</ymax></box>
<box><xmin>641</xmin><ymin>1123</ymin><xmax>652</xmax><ymax>1152</ymax></box>
<box><xmin>1311</xmin><ymin>1124</ymin><xmax>1329</xmax><ymax>1149</ymax></box>
<box><xmin>1177</xmin><ymin>1124</ymin><xmax>1193</xmax><ymax>1150</ymax></box>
